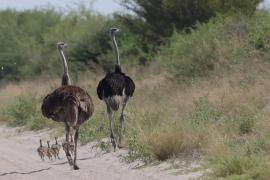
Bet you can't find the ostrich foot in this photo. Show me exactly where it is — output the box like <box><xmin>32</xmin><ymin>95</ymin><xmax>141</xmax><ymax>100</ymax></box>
<box><xmin>73</xmin><ymin>164</ymin><xmax>80</xmax><ymax>170</ymax></box>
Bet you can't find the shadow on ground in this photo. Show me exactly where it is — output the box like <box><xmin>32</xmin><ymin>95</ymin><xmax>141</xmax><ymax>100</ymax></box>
<box><xmin>0</xmin><ymin>167</ymin><xmax>51</xmax><ymax>177</ymax></box>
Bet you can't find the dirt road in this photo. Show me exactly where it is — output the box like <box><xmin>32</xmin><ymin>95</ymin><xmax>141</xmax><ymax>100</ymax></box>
<box><xmin>0</xmin><ymin>126</ymin><xmax>203</xmax><ymax>180</ymax></box>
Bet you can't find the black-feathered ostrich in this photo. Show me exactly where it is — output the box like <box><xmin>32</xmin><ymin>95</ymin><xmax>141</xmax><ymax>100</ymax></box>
<box><xmin>41</xmin><ymin>42</ymin><xmax>94</xmax><ymax>170</ymax></box>
<box><xmin>97</xmin><ymin>28</ymin><xmax>135</xmax><ymax>150</ymax></box>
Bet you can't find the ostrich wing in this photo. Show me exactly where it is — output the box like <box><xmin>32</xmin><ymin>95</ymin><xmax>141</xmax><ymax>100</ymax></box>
<box><xmin>124</xmin><ymin>75</ymin><xmax>135</xmax><ymax>97</ymax></box>
<box><xmin>97</xmin><ymin>73</ymin><xmax>126</xmax><ymax>99</ymax></box>
<box><xmin>42</xmin><ymin>86</ymin><xmax>93</xmax><ymax>122</ymax></box>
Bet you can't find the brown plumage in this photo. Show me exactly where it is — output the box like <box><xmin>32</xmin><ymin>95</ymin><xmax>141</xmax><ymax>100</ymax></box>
<box><xmin>51</xmin><ymin>137</ymin><xmax>61</xmax><ymax>159</ymax></box>
<box><xmin>37</xmin><ymin>139</ymin><xmax>46</xmax><ymax>161</ymax></box>
<box><xmin>46</xmin><ymin>141</ymin><xmax>53</xmax><ymax>160</ymax></box>
<box><xmin>41</xmin><ymin>85</ymin><xmax>94</xmax><ymax>169</ymax></box>
<box><xmin>41</xmin><ymin>86</ymin><xmax>93</xmax><ymax>126</ymax></box>
<box><xmin>62</xmin><ymin>135</ymin><xmax>75</xmax><ymax>156</ymax></box>
<box><xmin>41</xmin><ymin>42</ymin><xmax>94</xmax><ymax>170</ymax></box>
<box><xmin>62</xmin><ymin>141</ymin><xmax>69</xmax><ymax>154</ymax></box>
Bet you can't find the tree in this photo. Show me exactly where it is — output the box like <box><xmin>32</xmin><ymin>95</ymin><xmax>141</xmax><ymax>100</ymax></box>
<box><xmin>118</xmin><ymin>0</ymin><xmax>262</xmax><ymax>44</ymax></box>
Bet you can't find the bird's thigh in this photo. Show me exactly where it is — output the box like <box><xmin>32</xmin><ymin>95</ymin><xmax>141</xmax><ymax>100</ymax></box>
<box><xmin>65</xmin><ymin>104</ymin><xmax>78</xmax><ymax>126</ymax></box>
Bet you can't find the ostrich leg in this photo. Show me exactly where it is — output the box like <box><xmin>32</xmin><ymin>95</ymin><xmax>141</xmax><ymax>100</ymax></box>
<box><xmin>64</xmin><ymin>121</ymin><xmax>73</xmax><ymax>166</ymax></box>
<box><xmin>73</xmin><ymin>128</ymin><xmax>80</xmax><ymax>170</ymax></box>
<box><xmin>119</xmin><ymin>96</ymin><xmax>129</xmax><ymax>146</ymax></box>
<box><xmin>68</xmin><ymin>104</ymin><xmax>80</xmax><ymax>170</ymax></box>
<box><xmin>107</xmin><ymin>105</ymin><xmax>116</xmax><ymax>151</ymax></box>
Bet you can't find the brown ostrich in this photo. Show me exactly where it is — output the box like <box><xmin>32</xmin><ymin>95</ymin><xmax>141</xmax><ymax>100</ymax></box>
<box><xmin>37</xmin><ymin>139</ymin><xmax>46</xmax><ymax>161</ymax></box>
<box><xmin>41</xmin><ymin>42</ymin><xmax>94</xmax><ymax>170</ymax></box>
<box><xmin>51</xmin><ymin>137</ymin><xmax>61</xmax><ymax>159</ymax></box>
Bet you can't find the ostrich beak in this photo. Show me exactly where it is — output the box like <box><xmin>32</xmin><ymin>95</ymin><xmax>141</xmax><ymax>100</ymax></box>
<box><xmin>109</xmin><ymin>28</ymin><xmax>120</xmax><ymax>35</ymax></box>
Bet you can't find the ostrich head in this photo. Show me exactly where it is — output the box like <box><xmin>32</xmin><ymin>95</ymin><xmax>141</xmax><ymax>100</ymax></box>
<box><xmin>110</xmin><ymin>28</ymin><xmax>120</xmax><ymax>36</ymax></box>
<box><xmin>57</xmin><ymin>42</ymin><xmax>67</xmax><ymax>51</ymax></box>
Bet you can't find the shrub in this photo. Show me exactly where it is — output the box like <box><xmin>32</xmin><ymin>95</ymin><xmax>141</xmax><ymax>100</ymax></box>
<box><xmin>213</xmin><ymin>155</ymin><xmax>256</xmax><ymax>177</ymax></box>
<box><xmin>125</xmin><ymin>131</ymin><xmax>153</xmax><ymax>163</ymax></box>
<box><xmin>212</xmin><ymin>155</ymin><xmax>270</xmax><ymax>179</ymax></box>
<box><xmin>158</xmin><ymin>12</ymin><xmax>270</xmax><ymax>81</ymax></box>
<box><xmin>0</xmin><ymin>7</ymin><xmax>110</xmax><ymax>82</ymax></box>
<box><xmin>238</xmin><ymin>108</ymin><xmax>254</xmax><ymax>134</ymax></box>
<box><xmin>3</xmin><ymin>95</ymin><xmax>55</xmax><ymax>130</ymax></box>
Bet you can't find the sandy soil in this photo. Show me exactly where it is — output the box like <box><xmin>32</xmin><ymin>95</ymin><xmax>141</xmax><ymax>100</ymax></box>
<box><xmin>0</xmin><ymin>126</ymin><xmax>204</xmax><ymax>180</ymax></box>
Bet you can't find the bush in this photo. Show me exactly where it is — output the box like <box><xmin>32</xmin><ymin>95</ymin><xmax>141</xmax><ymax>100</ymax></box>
<box><xmin>125</xmin><ymin>131</ymin><xmax>153</xmax><ymax>163</ymax></box>
<box><xmin>238</xmin><ymin>108</ymin><xmax>255</xmax><ymax>134</ymax></box>
<box><xmin>213</xmin><ymin>155</ymin><xmax>256</xmax><ymax>178</ymax></box>
<box><xmin>147</xmin><ymin>129</ymin><xmax>190</xmax><ymax>160</ymax></box>
<box><xmin>212</xmin><ymin>155</ymin><xmax>270</xmax><ymax>179</ymax></box>
<box><xmin>3</xmin><ymin>95</ymin><xmax>55</xmax><ymax>130</ymax></box>
<box><xmin>158</xmin><ymin>12</ymin><xmax>270</xmax><ymax>81</ymax></box>
<box><xmin>0</xmin><ymin>7</ymin><xmax>110</xmax><ymax>82</ymax></box>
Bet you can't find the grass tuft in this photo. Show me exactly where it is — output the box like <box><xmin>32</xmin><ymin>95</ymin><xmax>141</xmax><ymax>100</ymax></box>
<box><xmin>2</xmin><ymin>95</ymin><xmax>57</xmax><ymax>130</ymax></box>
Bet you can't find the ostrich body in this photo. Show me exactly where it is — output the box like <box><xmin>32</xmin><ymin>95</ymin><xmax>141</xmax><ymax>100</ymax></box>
<box><xmin>37</xmin><ymin>139</ymin><xmax>46</xmax><ymax>161</ymax></box>
<box><xmin>41</xmin><ymin>42</ymin><xmax>94</xmax><ymax>170</ymax></box>
<box><xmin>46</xmin><ymin>141</ymin><xmax>53</xmax><ymax>160</ymax></box>
<box><xmin>51</xmin><ymin>137</ymin><xmax>61</xmax><ymax>159</ymax></box>
<box><xmin>97</xmin><ymin>28</ymin><xmax>135</xmax><ymax>150</ymax></box>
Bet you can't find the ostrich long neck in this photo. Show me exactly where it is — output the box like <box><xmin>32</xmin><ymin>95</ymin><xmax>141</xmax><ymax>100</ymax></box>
<box><xmin>58</xmin><ymin>49</ymin><xmax>71</xmax><ymax>85</ymax></box>
<box><xmin>112</xmin><ymin>34</ymin><xmax>120</xmax><ymax>66</ymax></box>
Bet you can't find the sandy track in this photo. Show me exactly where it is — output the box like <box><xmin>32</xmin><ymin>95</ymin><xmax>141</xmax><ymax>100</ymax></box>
<box><xmin>0</xmin><ymin>126</ymin><xmax>203</xmax><ymax>180</ymax></box>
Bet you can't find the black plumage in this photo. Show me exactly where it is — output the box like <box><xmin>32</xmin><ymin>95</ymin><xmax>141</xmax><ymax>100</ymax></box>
<box><xmin>97</xmin><ymin>65</ymin><xmax>135</xmax><ymax>101</ymax></box>
<box><xmin>96</xmin><ymin>28</ymin><xmax>135</xmax><ymax>150</ymax></box>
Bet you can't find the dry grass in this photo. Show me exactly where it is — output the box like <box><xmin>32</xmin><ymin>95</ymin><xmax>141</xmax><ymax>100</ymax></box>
<box><xmin>1</xmin><ymin>60</ymin><xmax>270</xmax><ymax>178</ymax></box>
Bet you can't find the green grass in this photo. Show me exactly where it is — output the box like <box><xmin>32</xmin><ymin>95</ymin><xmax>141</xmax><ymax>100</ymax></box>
<box><xmin>79</xmin><ymin>109</ymin><xmax>109</xmax><ymax>144</ymax></box>
<box><xmin>237</xmin><ymin>107</ymin><xmax>255</xmax><ymax>135</ymax></box>
<box><xmin>1</xmin><ymin>95</ymin><xmax>57</xmax><ymax>131</ymax></box>
<box><xmin>79</xmin><ymin>108</ymin><xmax>124</xmax><ymax>144</ymax></box>
<box><xmin>211</xmin><ymin>154</ymin><xmax>270</xmax><ymax>180</ymax></box>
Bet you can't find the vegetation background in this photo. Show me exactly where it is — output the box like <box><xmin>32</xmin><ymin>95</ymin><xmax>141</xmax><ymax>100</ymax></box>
<box><xmin>1</xmin><ymin>0</ymin><xmax>270</xmax><ymax>179</ymax></box>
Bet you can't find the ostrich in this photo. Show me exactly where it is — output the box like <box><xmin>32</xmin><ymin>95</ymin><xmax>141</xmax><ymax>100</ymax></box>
<box><xmin>51</xmin><ymin>137</ymin><xmax>61</xmax><ymax>159</ymax></box>
<box><xmin>46</xmin><ymin>141</ymin><xmax>53</xmax><ymax>160</ymax></box>
<box><xmin>57</xmin><ymin>42</ymin><xmax>71</xmax><ymax>86</ymax></box>
<box><xmin>41</xmin><ymin>42</ymin><xmax>94</xmax><ymax>170</ymax></box>
<box><xmin>97</xmin><ymin>28</ymin><xmax>135</xmax><ymax>151</ymax></box>
<box><xmin>37</xmin><ymin>139</ymin><xmax>46</xmax><ymax>161</ymax></box>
